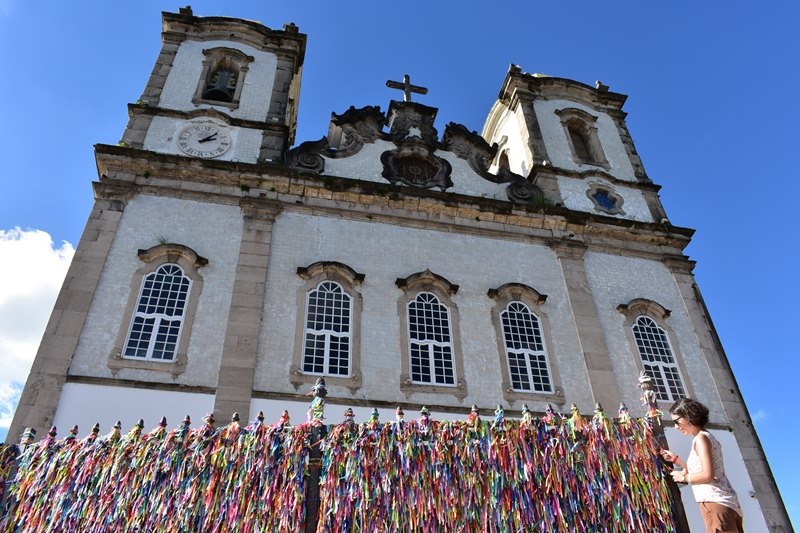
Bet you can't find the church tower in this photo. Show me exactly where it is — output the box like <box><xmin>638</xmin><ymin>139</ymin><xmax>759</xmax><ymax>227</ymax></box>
<box><xmin>9</xmin><ymin>6</ymin><xmax>306</xmax><ymax>439</ymax></box>
<box><xmin>7</xmin><ymin>8</ymin><xmax>791</xmax><ymax>532</ymax></box>
<box><xmin>122</xmin><ymin>6</ymin><xmax>304</xmax><ymax>162</ymax></box>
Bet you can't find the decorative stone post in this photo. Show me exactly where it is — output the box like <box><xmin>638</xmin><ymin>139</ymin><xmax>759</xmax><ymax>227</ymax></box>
<box><xmin>638</xmin><ymin>371</ymin><xmax>690</xmax><ymax>533</ymax></box>
<box><xmin>304</xmin><ymin>378</ymin><xmax>328</xmax><ymax>533</ymax></box>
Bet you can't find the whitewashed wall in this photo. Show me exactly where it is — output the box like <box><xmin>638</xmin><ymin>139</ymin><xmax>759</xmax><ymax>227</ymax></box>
<box><xmin>159</xmin><ymin>40</ymin><xmax>277</xmax><ymax>122</ymax></box>
<box><xmin>69</xmin><ymin>194</ymin><xmax>243</xmax><ymax>387</ymax></box>
<box><xmin>143</xmin><ymin>116</ymin><xmax>263</xmax><ymax>163</ymax></box>
<box><xmin>322</xmin><ymin>140</ymin><xmax>508</xmax><ymax>199</ymax></box>
<box><xmin>583</xmin><ymin>252</ymin><xmax>723</xmax><ymax>420</ymax></box>
<box><xmin>485</xmin><ymin>105</ymin><xmax>534</xmax><ymax>177</ymax></box>
<box><xmin>254</xmin><ymin>211</ymin><xmax>594</xmax><ymax>412</ymax></box>
<box><xmin>534</xmin><ymin>99</ymin><xmax>636</xmax><ymax>181</ymax></box>
<box><xmin>557</xmin><ymin>176</ymin><xmax>654</xmax><ymax>222</ymax></box>
<box><xmin>53</xmin><ymin>382</ymin><xmax>215</xmax><ymax>437</ymax></box>
<box><xmin>665</xmin><ymin>427</ymin><xmax>769</xmax><ymax>532</ymax></box>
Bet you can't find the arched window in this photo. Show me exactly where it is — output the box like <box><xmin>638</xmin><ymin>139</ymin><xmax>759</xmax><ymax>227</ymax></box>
<box><xmin>569</xmin><ymin>124</ymin><xmax>592</xmax><ymax>161</ymax></box>
<box><xmin>556</xmin><ymin>108</ymin><xmax>609</xmax><ymax>168</ymax></box>
<box><xmin>488</xmin><ymin>283</ymin><xmax>563</xmax><ymax>403</ymax></box>
<box><xmin>302</xmin><ymin>281</ymin><xmax>352</xmax><ymax>376</ymax></box>
<box><xmin>498</xmin><ymin>150</ymin><xmax>511</xmax><ymax>172</ymax></box>
<box><xmin>110</xmin><ymin>243</ymin><xmax>207</xmax><ymax>376</ymax></box>
<box><xmin>291</xmin><ymin>261</ymin><xmax>364</xmax><ymax>391</ymax></box>
<box><xmin>631</xmin><ymin>315</ymin><xmax>685</xmax><ymax>401</ymax></box>
<box><xmin>500</xmin><ymin>301</ymin><xmax>552</xmax><ymax>393</ymax></box>
<box><xmin>124</xmin><ymin>264</ymin><xmax>191</xmax><ymax>361</ymax></box>
<box><xmin>407</xmin><ymin>292</ymin><xmax>455</xmax><ymax>385</ymax></box>
<box><xmin>396</xmin><ymin>270</ymin><xmax>466</xmax><ymax>398</ymax></box>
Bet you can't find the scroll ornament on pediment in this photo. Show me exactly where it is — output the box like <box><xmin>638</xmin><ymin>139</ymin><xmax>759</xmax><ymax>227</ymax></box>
<box><xmin>442</xmin><ymin>122</ymin><xmax>543</xmax><ymax>206</ymax></box>
<box><xmin>380</xmin><ymin>147</ymin><xmax>453</xmax><ymax>191</ymax></box>
<box><xmin>285</xmin><ymin>106</ymin><xmax>387</xmax><ymax>173</ymax></box>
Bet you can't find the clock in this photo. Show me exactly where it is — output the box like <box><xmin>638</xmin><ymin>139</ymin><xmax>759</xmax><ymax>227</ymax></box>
<box><xmin>177</xmin><ymin>124</ymin><xmax>232</xmax><ymax>158</ymax></box>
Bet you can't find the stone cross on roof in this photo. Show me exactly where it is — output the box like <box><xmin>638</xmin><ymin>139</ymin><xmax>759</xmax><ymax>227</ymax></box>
<box><xmin>385</xmin><ymin>74</ymin><xmax>428</xmax><ymax>102</ymax></box>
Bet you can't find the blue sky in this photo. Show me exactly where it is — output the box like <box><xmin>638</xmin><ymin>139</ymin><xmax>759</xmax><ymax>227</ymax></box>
<box><xmin>0</xmin><ymin>1</ymin><xmax>797</xmax><ymax>526</ymax></box>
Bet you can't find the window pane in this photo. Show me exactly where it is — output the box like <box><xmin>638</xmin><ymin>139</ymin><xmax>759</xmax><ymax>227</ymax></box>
<box><xmin>302</xmin><ymin>281</ymin><xmax>352</xmax><ymax>377</ymax></box>
<box><xmin>633</xmin><ymin>316</ymin><xmax>684</xmax><ymax>401</ymax></box>
<box><xmin>501</xmin><ymin>302</ymin><xmax>551</xmax><ymax>393</ymax></box>
<box><xmin>407</xmin><ymin>292</ymin><xmax>455</xmax><ymax>385</ymax></box>
<box><xmin>410</xmin><ymin>343</ymin><xmax>430</xmax><ymax>383</ymax></box>
<box><xmin>123</xmin><ymin>263</ymin><xmax>190</xmax><ymax>362</ymax></box>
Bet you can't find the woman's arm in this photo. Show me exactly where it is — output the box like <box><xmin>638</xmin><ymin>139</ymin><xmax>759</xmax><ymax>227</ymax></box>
<box><xmin>660</xmin><ymin>449</ymin><xmax>686</xmax><ymax>469</ymax></box>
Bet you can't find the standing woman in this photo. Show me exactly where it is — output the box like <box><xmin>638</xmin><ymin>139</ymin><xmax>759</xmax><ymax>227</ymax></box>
<box><xmin>660</xmin><ymin>398</ymin><xmax>744</xmax><ymax>533</ymax></box>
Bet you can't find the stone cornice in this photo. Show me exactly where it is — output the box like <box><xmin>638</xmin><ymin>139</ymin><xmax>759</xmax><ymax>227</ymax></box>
<box><xmin>126</xmin><ymin>103</ymin><xmax>291</xmax><ymax>133</ymax></box>
<box><xmin>161</xmin><ymin>10</ymin><xmax>306</xmax><ymax>70</ymax></box>
<box><xmin>498</xmin><ymin>65</ymin><xmax>628</xmax><ymax>113</ymax></box>
<box><xmin>240</xmin><ymin>197</ymin><xmax>283</xmax><ymax>221</ymax></box>
<box><xmin>93</xmin><ymin>145</ymin><xmax>695</xmax><ymax>259</ymax></box>
<box><xmin>530</xmin><ymin>164</ymin><xmax>660</xmax><ymax>191</ymax></box>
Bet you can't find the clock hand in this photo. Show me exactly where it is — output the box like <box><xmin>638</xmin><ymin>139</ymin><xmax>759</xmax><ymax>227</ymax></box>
<box><xmin>198</xmin><ymin>132</ymin><xmax>218</xmax><ymax>143</ymax></box>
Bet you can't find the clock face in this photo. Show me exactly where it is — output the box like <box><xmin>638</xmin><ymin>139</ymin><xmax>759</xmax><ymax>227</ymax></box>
<box><xmin>177</xmin><ymin>124</ymin><xmax>232</xmax><ymax>158</ymax></box>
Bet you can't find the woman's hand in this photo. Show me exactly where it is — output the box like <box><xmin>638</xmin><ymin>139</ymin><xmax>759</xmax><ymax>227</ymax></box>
<box><xmin>660</xmin><ymin>449</ymin><xmax>678</xmax><ymax>463</ymax></box>
<box><xmin>669</xmin><ymin>469</ymin><xmax>687</xmax><ymax>484</ymax></box>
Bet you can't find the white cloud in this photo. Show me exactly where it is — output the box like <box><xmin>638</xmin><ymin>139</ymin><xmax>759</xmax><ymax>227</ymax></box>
<box><xmin>0</xmin><ymin>228</ymin><xmax>74</xmax><ymax>430</ymax></box>
<box><xmin>751</xmin><ymin>408</ymin><xmax>768</xmax><ymax>422</ymax></box>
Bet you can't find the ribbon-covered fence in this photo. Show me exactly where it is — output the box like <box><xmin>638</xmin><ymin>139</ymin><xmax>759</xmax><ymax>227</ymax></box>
<box><xmin>0</xmin><ymin>408</ymin><xmax>680</xmax><ymax>532</ymax></box>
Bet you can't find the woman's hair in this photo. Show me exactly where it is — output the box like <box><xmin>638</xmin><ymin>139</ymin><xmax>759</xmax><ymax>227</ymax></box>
<box><xmin>669</xmin><ymin>398</ymin><xmax>709</xmax><ymax>428</ymax></box>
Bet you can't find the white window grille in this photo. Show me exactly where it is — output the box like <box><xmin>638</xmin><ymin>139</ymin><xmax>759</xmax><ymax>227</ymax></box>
<box><xmin>123</xmin><ymin>264</ymin><xmax>191</xmax><ymax>361</ymax></box>
<box><xmin>407</xmin><ymin>292</ymin><xmax>455</xmax><ymax>385</ymax></box>
<box><xmin>632</xmin><ymin>315</ymin><xmax>685</xmax><ymax>401</ymax></box>
<box><xmin>302</xmin><ymin>281</ymin><xmax>352</xmax><ymax>376</ymax></box>
<box><xmin>501</xmin><ymin>302</ymin><xmax>553</xmax><ymax>393</ymax></box>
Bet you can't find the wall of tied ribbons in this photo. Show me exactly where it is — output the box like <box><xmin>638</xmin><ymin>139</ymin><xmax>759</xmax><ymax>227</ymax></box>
<box><xmin>0</xmin><ymin>412</ymin><xmax>679</xmax><ymax>532</ymax></box>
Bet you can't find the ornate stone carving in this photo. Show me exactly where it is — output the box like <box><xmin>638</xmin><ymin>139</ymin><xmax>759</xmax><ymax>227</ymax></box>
<box><xmin>380</xmin><ymin>148</ymin><xmax>453</xmax><ymax>191</ymax></box>
<box><xmin>386</xmin><ymin>101</ymin><xmax>439</xmax><ymax>148</ymax></box>
<box><xmin>506</xmin><ymin>181</ymin><xmax>540</xmax><ymax>204</ymax></box>
<box><xmin>442</xmin><ymin>122</ymin><xmax>497</xmax><ymax>179</ymax></box>
<box><xmin>285</xmin><ymin>106</ymin><xmax>387</xmax><ymax>173</ymax></box>
<box><xmin>442</xmin><ymin>122</ymin><xmax>543</xmax><ymax>206</ymax></box>
<box><xmin>330</xmin><ymin>105</ymin><xmax>386</xmax><ymax>157</ymax></box>
<box><xmin>284</xmin><ymin>138</ymin><xmax>326</xmax><ymax>173</ymax></box>
<box><xmin>380</xmin><ymin>101</ymin><xmax>452</xmax><ymax>190</ymax></box>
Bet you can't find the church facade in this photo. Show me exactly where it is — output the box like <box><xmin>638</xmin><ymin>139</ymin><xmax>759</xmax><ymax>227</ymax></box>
<box><xmin>8</xmin><ymin>7</ymin><xmax>790</xmax><ymax>531</ymax></box>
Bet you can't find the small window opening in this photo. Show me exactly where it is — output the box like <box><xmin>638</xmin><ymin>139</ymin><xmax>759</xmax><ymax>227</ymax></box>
<box><xmin>202</xmin><ymin>64</ymin><xmax>237</xmax><ymax>102</ymax></box>
<box><xmin>498</xmin><ymin>151</ymin><xmax>511</xmax><ymax>172</ymax></box>
<box><xmin>592</xmin><ymin>189</ymin><xmax>617</xmax><ymax>210</ymax></box>
<box><xmin>569</xmin><ymin>125</ymin><xmax>592</xmax><ymax>161</ymax></box>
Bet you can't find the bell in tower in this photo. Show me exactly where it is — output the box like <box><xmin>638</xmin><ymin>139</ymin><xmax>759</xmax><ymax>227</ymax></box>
<box><xmin>202</xmin><ymin>61</ymin><xmax>238</xmax><ymax>103</ymax></box>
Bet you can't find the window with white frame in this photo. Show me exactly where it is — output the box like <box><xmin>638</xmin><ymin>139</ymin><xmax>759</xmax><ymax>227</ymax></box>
<box><xmin>407</xmin><ymin>291</ymin><xmax>455</xmax><ymax>385</ymax></box>
<box><xmin>488</xmin><ymin>283</ymin><xmax>563</xmax><ymax>403</ymax></box>
<box><xmin>632</xmin><ymin>315</ymin><xmax>685</xmax><ymax>401</ymax></box>
<box><xmin>123</xmin><ymin>263</ymin><xmax>191</xmax><ymax>361</ymax></box>
<box><xmin>292</xmin><ymin>261</ymin><xmax>364</xmax><ymax>391</ymax></box>
<box><xmin>302</xmin><ymin>280</ymin><xmax>352</xmax><ymax>376</ymax></box>
<box><xmin>501</xmin><ymin>301</ymin><xmax>553</xmax><ymax>393</ymax></box>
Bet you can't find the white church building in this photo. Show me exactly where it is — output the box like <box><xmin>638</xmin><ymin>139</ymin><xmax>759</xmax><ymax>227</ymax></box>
<box><xmin>7</xmin><ymin>7</ymin><xmax>791</xmax><ymax>531</ymax></box>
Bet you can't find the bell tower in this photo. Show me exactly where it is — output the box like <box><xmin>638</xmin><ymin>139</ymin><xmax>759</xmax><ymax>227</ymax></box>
<box><xmin>121</xmin><ymin>6</ymin><xmax>305</xmax><ymax>163</ymax></box>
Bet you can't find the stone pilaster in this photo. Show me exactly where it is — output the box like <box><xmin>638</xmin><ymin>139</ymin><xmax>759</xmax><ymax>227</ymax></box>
<box><xmin>664</xmin><ymin>257</ymin><xmax>793</xmax><ymax>532</ymax></box>
<box><xmin>6</xmin><ymin>193</ymin><xmax>127</xmax><ymax>443</ymax></box>
<box><xmin>551</xmin><ymin>240</ymin><xmax>620</xmax><ymax>410</ymax></box>
<box><xmin>212</xmin><ymin>199</ymin><xmax>282</xmax><ymax>422</ymax></box>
